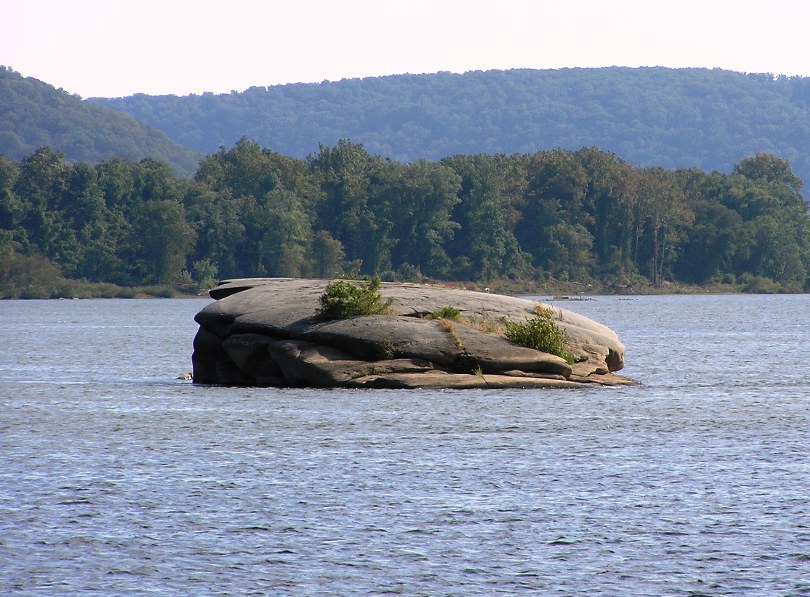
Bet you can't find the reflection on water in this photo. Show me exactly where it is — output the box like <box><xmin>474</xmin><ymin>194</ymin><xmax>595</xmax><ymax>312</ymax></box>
<box><xmin>1</xmin><ymin>296</ymin><xmax>809</xmax><ymax>595</ymax></box>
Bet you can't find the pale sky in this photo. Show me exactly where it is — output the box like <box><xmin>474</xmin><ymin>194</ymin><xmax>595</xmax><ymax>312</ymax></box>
<box><xmin>3</xmin><ymin>0</ymin><xmax>810</xmax><ymax>98</ymax></box>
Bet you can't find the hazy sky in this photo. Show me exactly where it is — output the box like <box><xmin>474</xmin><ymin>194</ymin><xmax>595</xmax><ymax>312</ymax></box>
<box><xmin>4</xmin><ymin>0</ymin><xmax>810</xmax><ymax>98</ymax></box>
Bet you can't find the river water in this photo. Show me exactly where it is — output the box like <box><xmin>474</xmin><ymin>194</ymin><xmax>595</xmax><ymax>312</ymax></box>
<box><xmin>1</xmin><ymin>294</ymin><xmax>809</xmax><ymax>596</ymax></box>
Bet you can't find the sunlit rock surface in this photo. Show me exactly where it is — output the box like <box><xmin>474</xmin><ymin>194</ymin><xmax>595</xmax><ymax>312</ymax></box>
<box><xmin>192</xmin><ymin>278</ymin><xmax>631</xmax><ymax>389</ymax></box>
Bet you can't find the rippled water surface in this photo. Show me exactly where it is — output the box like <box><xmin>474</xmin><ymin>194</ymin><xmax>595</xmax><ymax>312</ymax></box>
<box><xmin>1</xmin><ymin>295</ymin><xmax>809</xmax><ymax>596</ymax></box>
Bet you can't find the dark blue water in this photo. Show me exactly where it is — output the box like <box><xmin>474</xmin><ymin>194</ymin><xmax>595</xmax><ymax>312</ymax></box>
<box><xmin>1</xmin><ymin>295</ymin><xmax>809</xmax><ymax>595</ymax></box>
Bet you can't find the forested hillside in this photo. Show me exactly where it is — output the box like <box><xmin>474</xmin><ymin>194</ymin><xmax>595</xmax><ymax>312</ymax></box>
<box><xmin>0</xmin><ymin>67</ymin><xmax>200</xmax><ymax>176</ymax></box>
<box><xmin>2</xmin><ymin>140</ymin><xmax>809</xmax><ymax>298</ymax></box>
<box><xmin>92</xmin><ymin>67</ymin><xmax>810</xmax><ymax>191</ymax></box>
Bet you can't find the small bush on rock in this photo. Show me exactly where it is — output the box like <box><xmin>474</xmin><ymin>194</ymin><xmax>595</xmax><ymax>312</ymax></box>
<box><xmin>318</xmin><ymin>276</ymin><xmax>394</xmax><ymax>319</ymax></box>
<box><xmin>504</xmin><ymin>307</ymin><xmax>574</xmax><ymax>363</ymax></box>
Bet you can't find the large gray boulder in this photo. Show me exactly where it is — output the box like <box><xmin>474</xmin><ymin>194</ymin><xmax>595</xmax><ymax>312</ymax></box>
<box><xmin>192</xmin><ymin>278</ymin><xmax>631</xmax><ymax>389</ymax></box>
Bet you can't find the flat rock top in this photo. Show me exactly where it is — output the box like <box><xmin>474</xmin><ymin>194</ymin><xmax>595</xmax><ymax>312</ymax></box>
<box><xmin>197</xmin><ymin>278</ymin><xmax>625</xmax><ymax>374</ymax></box>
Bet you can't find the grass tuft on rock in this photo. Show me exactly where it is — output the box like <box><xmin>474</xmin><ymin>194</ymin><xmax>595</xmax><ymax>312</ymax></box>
<box><xmin>425</xmin><ymin>306</ymin><xmax>463</xmax><ymax>321</ymax></box>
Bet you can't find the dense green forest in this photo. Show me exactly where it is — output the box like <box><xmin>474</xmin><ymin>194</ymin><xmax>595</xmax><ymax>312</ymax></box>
<box><xmin>2</xmin><ymin>139</ymin><xmax>809</xmax><ymax>298</ymax></box>
<box><xmin>8</xmin><ymin>65</ymin><xmax>810</xmax><ymax>199</ymax></box>
<box><xmin>91</xmin><ymin>67</ymin><xmax>810</xmax><ymax>191</ymax></box>
<box><xmin>0</xmin><ymin>67</ymin><xmax>199</xmax><ymax>176</ymax></box>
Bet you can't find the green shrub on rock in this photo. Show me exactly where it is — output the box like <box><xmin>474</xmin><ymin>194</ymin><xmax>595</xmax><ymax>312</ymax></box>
<box><xmin>504</xmin><ymin>307</ymin><xmax>574</xmax><ymax>363</ymax></box>
<box><xmin>425</xmin><ymin>306</ymin><xmax>462</xmax><ymax>321</ymax></box>
<box><xmin>318</xmin><ymin>276</ymin><xmax>394</xmax><ymax>319</ymax></box>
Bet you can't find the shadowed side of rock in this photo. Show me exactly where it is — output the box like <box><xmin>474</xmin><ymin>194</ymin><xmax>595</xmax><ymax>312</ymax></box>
<box><xmin>192</xmin><ymin>278</ymin><xmax>633</xmax><ymax>389</ymax></box>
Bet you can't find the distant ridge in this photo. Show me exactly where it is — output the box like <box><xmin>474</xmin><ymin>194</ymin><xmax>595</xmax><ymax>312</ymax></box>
<box><xmin>0</xmin><ymin>67</ymin><xmax>200</xmax><ymax>176</ymax></box>
<box><xmin>90</xmin><ymin>67</ymin><xmax>810</xmax><ymax>188</ymax></box>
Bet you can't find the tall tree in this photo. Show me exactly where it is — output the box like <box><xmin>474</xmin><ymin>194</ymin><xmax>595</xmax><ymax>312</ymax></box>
<box><xmin>13</xmin><ymin>147</ymin><xmax>77</xmax><ymax>266</ymax></box>
<box><xmin>443</xmin><ymin>154</ymin><xmax>526</xmax><ymax>281</ymax></box>
<box><xmin>309</xmin><ymin>140</ymin><xmax>391</xmax><ymax>274</ymax></box>
<box><xmin>309</xmin><ymin>230</ymin><xmax>346</xmax><ymax>278</ymax></box>
<box><xmin>184</xmin><ymin>185</ymin><xmax>246</xmax><ymax>278</ymax></box>
<box><xmin>195</xmin><ymin>137</ymin><xmax>279</xmax><ymax>199</ymax></box>
<box><xmin>255</xmin><ymin>188</ymin><xmax>312</xmax><ymax>277</ymax></box>
<box><xmin>383</xmin><ymin>160</ymin><xmax>461</xmax><ymax>278</ymax></box>
<box><xmin>61</xmin><ymin>162</ymin><xmax>118</xmax><ymax>280</ymax></box>
<box><xmin>733</xmin><ymin>153</ymin><xmax>803</xmax><ymax>194</ymax></box>
<box><xmin>574</xmin><ymin>147</ymin><xmax>638</xmax><ymax>277</ymax></box>
<box><xmin>636</xmin><ymin>167</ymin><xmax>693</xmax><ymax>285</ymax></box>
<box><xmin>517</xmin><ymin>150</ymin><xmax>591</xmax><ymax>276</ymax></box>
<box><xmin>130</xmin><ymin>199</ymin><xmax>196</xmax><ymax>284</ymax></box>
<box><xmin>674</xmin><ymin>200</ymin><xmax>744</xmax><ymax>284</ymax></box>
<box><xmin>0</xmin><ymin>156</ymin><xmax>23</xmax><ymax>250</ymax></box>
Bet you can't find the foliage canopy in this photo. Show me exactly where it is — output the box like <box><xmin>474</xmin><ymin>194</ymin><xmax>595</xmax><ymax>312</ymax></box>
<box><xmin>0</xmin><ymin>67</ymin><xmax>199</xmax><ymax>176</ymax></box>
<box><xmin>90</xmin><ymin>67</ymin><xmax>810</xmax><ymax>189</ymax></box>
<box><xmin>2</xmin><ymin>140</ymin><xmax>810</xmax><ymax>298</ymax></box>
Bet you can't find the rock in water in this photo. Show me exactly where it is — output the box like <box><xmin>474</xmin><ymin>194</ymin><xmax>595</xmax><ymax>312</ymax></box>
<box><xmin>192</xmin><ymin>278</ymin><xmax>632</xmax><ymax>389</ymax></box>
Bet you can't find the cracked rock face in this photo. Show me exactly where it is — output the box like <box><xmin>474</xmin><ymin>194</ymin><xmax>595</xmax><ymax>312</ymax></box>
<box><xmin>192</xmin><ymin>278</ymin><xmax>631</xmax><ymax>389</ymax></box>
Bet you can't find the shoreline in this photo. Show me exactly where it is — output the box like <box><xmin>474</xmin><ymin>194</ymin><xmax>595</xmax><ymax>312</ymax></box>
<box><xmin>1</xmin><ymin>276</ymin><xmax>805</xmax><ymax>300</ymax></box>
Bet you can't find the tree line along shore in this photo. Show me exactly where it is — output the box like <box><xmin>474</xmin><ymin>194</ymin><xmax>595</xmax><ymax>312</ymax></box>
<box><xmin>2</xmin><ymin>139</ymin><xmax>809</xmax><ymax>299</ymax></box>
